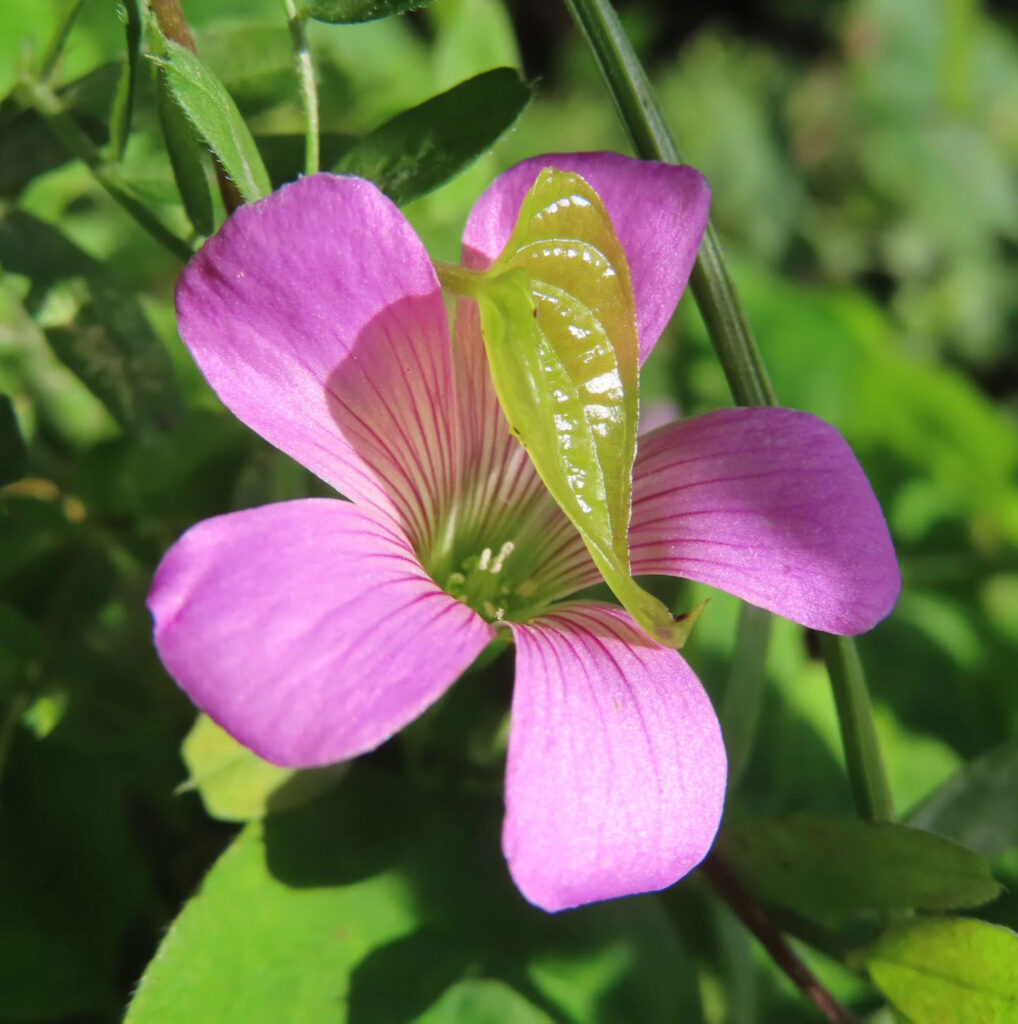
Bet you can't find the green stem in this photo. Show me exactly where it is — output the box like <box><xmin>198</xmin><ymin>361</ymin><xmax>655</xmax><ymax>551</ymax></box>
<box><xmin>720</xmin><ymin>603</ymin><xmax>772</xmax><ymax>787</ymax></box>
<box><xmin>563</xmin><ymin>0</ymin><xmax>775</xmax><ymax>406</ymax></box>
<box><xmin>563</xmin><ymin>0</ymin><xmax>891</xmax><ymax>818</ymax></box>
<box><xmin>283</xmin><ymin>0</ymin><xmax>319</xmax><ymax>175</ymax></box>
<box><xmin>39</xmin><ymin>0</ymin><xmax>85</xmax><ymax>81</ymax></box>
<box><xmin>818</xmin><ymin>632</ymin><xmax>894</xmax><ymax>821</ymax></box>
<box><xmin>20</xmin><ymin>78</ymin><xmax>193</xmax><ymax>262</ymax></box>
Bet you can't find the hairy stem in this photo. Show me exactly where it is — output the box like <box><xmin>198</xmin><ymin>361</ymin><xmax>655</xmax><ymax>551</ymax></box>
<box><xmin>283</xmin><ymin>0</ymin><xmax>319</xmax><ymax>175</ymax></box>
<box><xmin>703</xmin><ymin>854</ymin><xmax>862</xmax><ymax>1024</ymax></box>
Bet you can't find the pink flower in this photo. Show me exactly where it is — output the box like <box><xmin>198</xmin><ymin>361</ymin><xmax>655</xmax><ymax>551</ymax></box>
<box><xmin>149</xmin><ymin>153</ymin><xmax>900</xmax><ymax>912</ymax></box>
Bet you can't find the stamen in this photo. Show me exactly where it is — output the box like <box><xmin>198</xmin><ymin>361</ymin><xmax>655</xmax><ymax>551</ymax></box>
<box><xmin>490</xmin><ymin>541</ymin><xmax>515</xmax><ymax>574</ymax></box>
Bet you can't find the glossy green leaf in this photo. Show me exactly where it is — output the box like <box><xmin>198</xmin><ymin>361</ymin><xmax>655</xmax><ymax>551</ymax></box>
<box><xmin>108</xmin><ymin>0</ymin><xmax>142</xmax><ymax>161</ymax></box>
<box><xmin>180</xmin><ymin>713</ymin><xmax>347</xmax><ymax>823</ymax></box>
<box><xmin>335</xmin><ymin>68</ymin><xmax>532</xmax><ymax>206</ymax></box>
<box><xmin>863</xmin><ymin>917</ymin><xmax>1018</xmax><ymax>1023</ymax></box>
<box><xmin>127</xmin><ymin>767</ymin><xmax>698</xmax><ymax>1024</ymax></box>
<box><xmin>154</xmin><ymin>40</ymin><xmax>271</xmax><ymax>203</ymax></box>
<box><xmin>906</xmin><ymin>738</ymin><xmax>1018</xmax><ymax>858</ymax></box>
<box><xmin>719</xmin><ymin>816</ymin><xmax>1001</xmax><ymax>919</ymax></box>
<box><xmin>0</xmin><ymin>394</ymin><xmax>25</xmax><ymax>485</ymax></box>
<box><xmin>444</xmin><ymin>168</ymin><xmax>698</xmax><ymax>646</ymax></box>
<box><xmin>303</xmin><ymin>0</ymin><xmax>436</xmax><ymax>24</ymax></box>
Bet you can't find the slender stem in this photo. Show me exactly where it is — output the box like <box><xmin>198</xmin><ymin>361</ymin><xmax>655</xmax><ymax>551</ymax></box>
<box><xmin>703</xmin><ymin>854</ymin><xmax>862</xmax><ymax>1024</ymax></box>
<box><xmin>149</xmin><ymin>0</ymin><xmax>244</xmax><ymax>213</ymax></box>
<box><xmin>19</xmin><ymin>78</ymin><xmax>193</xmax><ymax>262</ymax></box>
<box><xmin>563</xmin><ymin>0</ymin><xmax>891</xmax><ymax>817</ymax></box>
<box><xmin>283</xmin><ymin>0</ymin><xmax>319</xmax><ymax>175</ymax></box>
<box><xmin>39</xmin><ymin>0</ymin><xmax>85</xmax><ymax>81</ymax></box>
<box><xmin>818</xmin><ymin>632</ymin><xmax>894</xmax><ymax>821</ymax></box>
<box><xmin>563</xmin><ymin>0</ymin><xmax>776</xmax><ymax>407</ymax></box>
<box><xmin>148</xmin><ymin>0</ymin><xmax>197</xmax><ymax>52</ymax></box>
<box><xmin>720</xmin><ymin>603</ymin><xmax>772</xmax><ymax>787</ymax></box>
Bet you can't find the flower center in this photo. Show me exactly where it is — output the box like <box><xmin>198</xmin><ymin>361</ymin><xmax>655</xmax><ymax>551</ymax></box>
<box><xmin>441</xmin><ymin>540</ymin><xmax>543</xmax><ymax>623</ymax></box>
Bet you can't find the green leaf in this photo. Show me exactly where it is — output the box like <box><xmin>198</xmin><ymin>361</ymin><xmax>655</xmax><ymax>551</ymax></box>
<box><xmin>180</xmin><ymin>713</ymin><xmax>347</xmax><ymax>823</ymax></box>
<box><xmin>907</xmin><ymin>739</ymin><xmax>1018</xmax><ymax>858</ymax></box>
<box><xmin>442</xmin><ymin>168</ymin><xmax>698</xmax><ymax>646</ymax></box>
<box><xmin>335</xmin><ymin>68</ymin><xmax>531</xmax><ymax>206</ymax></box>
<box><xmin>109</xmin><ymin>0</ymin><xmax>142</xmax><ymax>161</ymax></box>
<box><xmin>0</xmin><ymin>734</ymin><xmax>150</xmax><ymax>1021</ymax></box>
<box><xmin>0</xmin><ymin>210</ymin><xmax>180</xmax><ymax>434</ymax></box>
<box><xmin>863</xmin><ymin>917</ymin><xmax>1018</xmax><ymax>1023</ymax></box>
<box><xmin>0</xmin><ymin>64</ymin><xmax>118</xmax><ymax>197</ymax></box>
<box><xmin>127</xmin><ymin>767</ymin><xmax>698</xmax><ymax>1024</ymax></box>
<box><xmin>417</xmin><ymin>979</ymin><xmax>554</xmax><ymax>1023</ymax></box>
<box><xmin>155</xmin><ymin>40</ymin><xmax>271</xmax><ymax>203</ymax></box>
<box><xmin>155</xmin><ymin>65</ymin><xmax>215</xmax><ymax>236</ymax></box>
<box><xmin>303</xmin><ymin>0</ymin><xmax>437</xmax><ymax>24</ymax></box>
<box><xmin>719</xmin><ymin>816</ymin><xmax>1001</xmax><ymax>920</ymax></box>
<box><xmin>260</xmin><ymin>131</ymin><xmax>354</xmax><ymax>188</ymax></box>
<box><xmin>0</xmin><ymin>394</ymin><xmax>25</xmax><ymax>486</ymax></box>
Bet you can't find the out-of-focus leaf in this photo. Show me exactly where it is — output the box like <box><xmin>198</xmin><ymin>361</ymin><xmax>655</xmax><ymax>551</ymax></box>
<box><xmin>155</xmin><ymin>66</ymin><xmax>215</xmax><ymax>236</ymax></box>
<box><xmin>719</xmin><ymin>816</ymin><xmax>1001</xmax><ymax>919</ymax></box>
<box><xmin>126</xmin><ymin>767</ymin><xmax>698</xmax><ymax>1024</ymax></box>
<box><xmin>454</xmin><ymin>168</ymin><xmax>697</xmax><ymax>646</ymax></box>
<box><xmin>180</xmin><ymin>713</ymin><xmax>347</xmax><ymax>823</ymax></box>
<box><xmin>334</xmin><ymin>68</ymin><xmax>531</xmax><ymax>205</ymax></box>
<box><xmin>303</xmin><ymin>0</ymin><xmax>436</xmax><ymax>24</ymax></box>
<box><xmin>259</xmin><ymin>131</ymin><xmax>354</xmax><ymax>188</ymax></box>
<box><xmin>0</xmin><ymin>210</ymin><xmax>179</xmax><ymax>434</ymax></box>
<box><xmin>109</xmin><ymin>0</ymin><xmax>142</xmax><ymax>161</ymax></box>
<box><xmin>417</xmin><ymin>979</ymin><xmax>554</xmax><ymax>1023</ymax></box>
<box><xmin>906</xmin><ymin>739</ymin><xmax>1018</xmax><ymax>858</ymax></box>
<box><xmin>0</xmin><ymin>734</ymin><xmax>149</xmax><ymax>1022</ymax></box>
<box><xmin>0</xmin><ymin>394</ymin><xmax>25</xmax><ymax>485</ymax></box>
<box><xmin>430</xmin><ymin>0</ymin><xmax>521</xmax><ymax>91</ymax></box>
<box><xmin>862</xmin><ymin>917</ymin><xmax>1018</xmax><ymax>1023</ymax></box>
<box><xmin>155</xmin><ymin>40</ymin><xmax>271</xmax><ymax>203</ymax></box>
<box><xmin>0</xmin><ymin>64</ymin><xmax>119</xmax><ymax>197</ymax></box>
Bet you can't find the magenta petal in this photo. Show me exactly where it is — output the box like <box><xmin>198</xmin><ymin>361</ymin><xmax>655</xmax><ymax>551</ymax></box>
<box><xmin>461</xmin><ymin>152</ymin><xmax>710</xmax><ymax>361</ymax></box>
<box><xmin>504</xmin><ymin>603</ymin><xmax>726</xmax><ymax>912</ymax></box>
<box><xmin>149</xmin><ymin>500</ymin><xmax>494</xmax><ymax>767</ymax></box>
<box><xmin>176</xmin><ymin>174</ymin><xmax>459</xmax><ymax>551</ymax></box>
<box><xmin>631</xmin><ymin>408</ymin><xmax>901</xmax><ymax>634</ymax></box>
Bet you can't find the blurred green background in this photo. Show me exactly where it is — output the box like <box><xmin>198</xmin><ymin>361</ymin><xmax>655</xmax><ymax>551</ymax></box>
<box><xmin>1</xmin><ymin>0</ymin><xmax>1016</xmax><ymax>1020</ymax></box>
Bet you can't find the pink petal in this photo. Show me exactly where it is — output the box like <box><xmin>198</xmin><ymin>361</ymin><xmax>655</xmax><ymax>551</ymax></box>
<box><xmin>461</xmin><ymin>152</ymin><xmax>710</xmax><ymax>361</ymax></box>
<box><xmin>504</xmin><ymin>603</ymin><xmax>726</xmax><ymax>912</ymax></box>
<box><xmin>630</xmin><ymin>408</ymin><xmax>901</xmax><ymax>634</ymax></box>
<box><xmin>176</xmin><ymin>174</ymin><xmax>460</xmax><ymax>552</ymax></box>
<box><xmin>149</xmin><ymin>500</ymin><xmax>494</xmax><ymax>767</ymax></box>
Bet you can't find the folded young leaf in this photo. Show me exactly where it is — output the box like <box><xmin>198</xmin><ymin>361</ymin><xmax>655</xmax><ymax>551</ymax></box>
<box><xmin>445</xmin><ymin>167</ymin><xmax>697</xmax><ymax>646</ymax></box>
<box><xmin>154</xmin><ymin>40</ymin><xmax>271</xmax><ymax>204</ymax></box>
